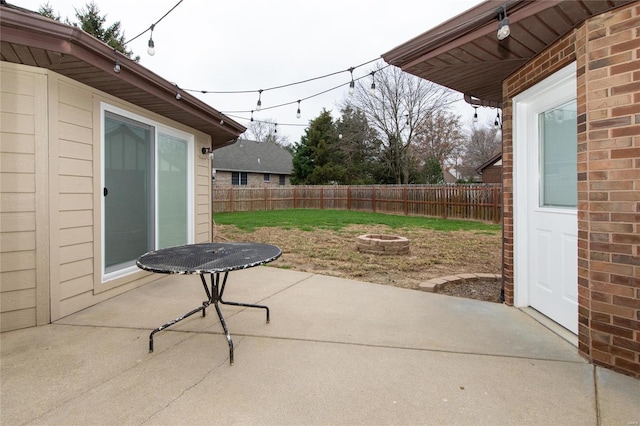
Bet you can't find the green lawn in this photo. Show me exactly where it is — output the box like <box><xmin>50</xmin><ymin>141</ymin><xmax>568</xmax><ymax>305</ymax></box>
<box><xmin>213</xmin><ymin>209</ymin><xmax>501</xmax><ymax>233</ymax></box>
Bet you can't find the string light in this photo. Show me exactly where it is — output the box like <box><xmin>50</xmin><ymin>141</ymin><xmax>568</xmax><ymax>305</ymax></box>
<box><xmin>113</xmin><ymin>49</ymin><xmax>121</xmax><ymax>73</ymax></box>
<box><xmin>126</xmin><ymin>0</ymin><xmax>184</xmax><ymax>45</ymax></box>
<box><xmin>274</xmin><ymin>123</ymin><xmax>278</xmax><ymax>134</ymax></box>
<box><xmin>296</xmin><ymin>100</ymin><xmax>301</xmax><ymax>119</ymax></box>
<box><xmin>250</xmin><ymin>110</ymin><xmax>254</xmax><ymax>122</ymax></box>
<box><xmin>369</xmin><ymin>71</ymin><xmax>376</xmax><ymax>94</ymax></box>
<box><xmin>256</xmin><ymin>89</ymin><xmax>263</xmax><ymax>111</ymax></box>
<box><xmin>494</xmin><ymin>110</ymin><xmax>501</xmax><ymax>128</ymax></box>
<box><xmin>147</xmin><ymin>24</ymin><xmax>155</xmax><ymax>56</ymax></box>
<box><xmin>175</xmin><ymin>85</ymin><xmax>181</xmax><ymax>100</ymax></box>
<box><xmin>348</xmin><ymin>67</ymin><xmax>355</xmax><ymax>95</ymax></box>
<box><xmin>473</xmin><ymin>106</ymin><xmax>478</xmax><ymax>123</ymax></box>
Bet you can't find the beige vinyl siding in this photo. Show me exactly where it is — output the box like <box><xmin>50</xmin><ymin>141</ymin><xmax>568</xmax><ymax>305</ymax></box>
<box><xmin>54</xmin><ymin>80</ymin><xmax>95</xmax><ymax>319</ymax></box>
<box><xmin>0</xmin><ymin>64</ymin><xmax>48</xmax><ymax>331</ymax></box>
<box><xmin>1</xmin><ymin>62</ymin><xmax>215</xmax><ymax>328</ymax></box>
<box><xmin>195</xmin><ymin>159</ymin><xmax>211</xmax><ymax>242</ymax></box>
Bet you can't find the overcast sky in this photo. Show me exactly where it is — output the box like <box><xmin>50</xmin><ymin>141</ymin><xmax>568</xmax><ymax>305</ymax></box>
<box><xmin>15</xmin><ymin>0</ymin><xmax>494</xmax><ymax>143</ymax></box>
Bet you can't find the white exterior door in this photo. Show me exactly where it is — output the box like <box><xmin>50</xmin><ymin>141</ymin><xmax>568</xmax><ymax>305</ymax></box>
<box><xmin>513</xmin><ymin>63</ymin><xmax>578</xmax><ymax>334</ymax></box>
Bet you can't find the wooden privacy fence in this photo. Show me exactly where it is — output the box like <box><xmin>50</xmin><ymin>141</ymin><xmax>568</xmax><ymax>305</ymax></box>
<box><xmin>212</xmin><ymin>185</ymin><xmax>502</xmax><ymax>223</ymax></box>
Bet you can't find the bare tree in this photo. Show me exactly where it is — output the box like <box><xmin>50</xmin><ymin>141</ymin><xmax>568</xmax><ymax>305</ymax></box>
<box><xmin>413</xmin><ymin>110</ymin><xmax>465</xmax><ymax>166</ymax></box>
<box><xmin>458</xmin><ymin>121</ymin><xmax>502</xmax><ymax>179</ymax></box>
<box><xmin>242</xmin><ymin>118</ymin><xmax>290</xmax><ymax>146</ymax></box>
<box><xmin>344</xmin><ymin>65</ymin><xmax>456</xmax><ymax>184</ymax></box>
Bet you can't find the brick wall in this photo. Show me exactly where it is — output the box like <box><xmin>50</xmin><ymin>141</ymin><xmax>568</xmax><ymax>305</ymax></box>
<box><xmin>503</xmin><ymin>3</ymin><xmax>639</xmax><ymax>378</ymax></box>
<box><xmin>213</xmin><ymin>171</ymin><xmax>290</xmax><ymax>187</ymax></box>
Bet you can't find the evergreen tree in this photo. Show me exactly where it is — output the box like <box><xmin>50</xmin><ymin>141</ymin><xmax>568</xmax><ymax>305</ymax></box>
<box><xmin>421</xmin><ymin>156</ymin><xmax>445</xmax><ymax>184</ymax></box>
<box><xmin>291</xmin><ymin>109</ymin><xmax>345</xmax><ymax>185</ymax></box>
<box><xmin>38</xmin><ymin>1</ymin><xmax>138</xmax><ymax>60</ymax></box>
<box><xmin>335</xmin><ymin>106</ymin><xmax>380</xmax><ymax>184</ymax></box>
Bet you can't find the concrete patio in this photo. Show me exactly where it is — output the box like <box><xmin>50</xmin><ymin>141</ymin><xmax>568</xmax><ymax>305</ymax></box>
<box><xmin>2</xmin><ymin>267</ymin><xmax>639</xmax><ymax>425</ymax></box>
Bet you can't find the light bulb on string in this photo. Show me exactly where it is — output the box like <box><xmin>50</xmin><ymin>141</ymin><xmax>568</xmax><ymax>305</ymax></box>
<box><xmin>494</xmin><ymin>110</ymin><xmax>501</xmax><ymax>129</ymax></box>
<box><xmin>473</xmin><ymin>106</ymin><xmax>478</xmax><ymax>123</ymax></box>
<box><xmin>296</xmin><ymin>100</ymin><xmax>301</xmax><ymax>119</ymax></box>
<box><xmin>369</xmin><ymin>71</ymin><xmax>376</xmax><ymax>95</ymax></box>
<box><xmin>250</xmin><ymin>110</ymin><xmax>254</xmax><ymax>122</ymax></box>
<box><xmin>113</xmin><ymin>49</ymin><xmax>121</xmax><ymax>73</ymax></box>
<box><xmin>348</xmin><ymin>67</ymin><xmax>355</xmax><ymax>95</ymax></box>
<box><xmin>256</xmin><ymin>89</ymin><xmax>263</xmax><ymax>111</ymax></box>
<box><xmin>274</xmin><ymin>123</ymin><xmax>278</xmax><ymax>134</ymax></box>
<box><xmin>147</xmin><ymin>24</ymin><xmax>155</xmax><ymax>56</ymax></box>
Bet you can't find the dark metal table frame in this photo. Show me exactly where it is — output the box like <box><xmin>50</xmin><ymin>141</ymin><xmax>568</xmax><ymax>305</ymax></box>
<box><xmin>136</xmin><ymin>242</ymin><xmax>281</xmax><ymax>365</ymax></box>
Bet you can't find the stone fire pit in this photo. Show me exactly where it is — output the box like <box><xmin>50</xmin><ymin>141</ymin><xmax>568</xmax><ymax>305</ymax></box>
<box><xmin>356</xmin><ymin>234</ymin><xmax>410</xmax><ymax>255</ymax></box>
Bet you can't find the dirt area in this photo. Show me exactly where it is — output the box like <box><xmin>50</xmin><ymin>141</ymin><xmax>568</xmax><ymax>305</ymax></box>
<box><xmin>214</xmin><ymin>223</ymin><xmax>503</xmax><ymax>302</ymax></box>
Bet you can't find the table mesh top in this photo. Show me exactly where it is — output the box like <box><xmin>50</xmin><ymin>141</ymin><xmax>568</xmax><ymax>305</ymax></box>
<box><xmin>136</xmin><ymin>242</ymin><xmax>281</xmax><ymax>274</ymax></box>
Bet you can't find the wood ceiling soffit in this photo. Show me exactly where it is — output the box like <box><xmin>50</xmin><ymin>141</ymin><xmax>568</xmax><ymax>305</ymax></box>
<box><xmin>0</xmin><ymin>41</ymin><xmax>20</xmax><ymax>62</ymax></box>
<box><xmin>11</xmin><ymin>44</ymin><xmax>38</xmax><ymax>66</ymax></box>
<box><xmin>518</xmin><ymin>16</ymin><xmax>560</xmax><ymax>46</ymax></box>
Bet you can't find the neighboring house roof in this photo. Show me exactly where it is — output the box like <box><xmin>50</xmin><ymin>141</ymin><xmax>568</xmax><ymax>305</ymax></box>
<box><xmin>0</xmin><ymin>3</ymin><xmax>245</xmax><ymax>147</ymax></box>
<box><xmin>213</xmin><ymin>139</ymin><xmax>293</xmax><ymax>174</ymax></box>
<box><xmin>476</xmin><ymin>151</ymin><xmax>502</xmax><ymax>174</ymax></box>
<box><xmin>382</xmin><ymin>0</ymin><xmax>635</xmax><ymax>106</ymax></box>
<box><xmin>443</xmin><ymin>169</ymin><xmax>457</xmax><ymax>184</ymax></box>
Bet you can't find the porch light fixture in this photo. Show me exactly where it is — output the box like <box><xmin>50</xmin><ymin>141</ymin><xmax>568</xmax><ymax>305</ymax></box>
<box><xmin>147</xmin><ymin>24</ymin><xmax>156</xmax><ymax>56</ymax></box>
<box><xmin>497</xmin><ymin>5</ymin><xmax>510</xmax><ymax>40</ymax></box>
<box><xmin>473</xmin><ymin>106</ymin><xmax>478</xmax><ymax>123</ymax></box>
<box><xmin>348</xmin><ymin>67</ymin><xmax>355</xmax><ymax>95</ymax></box>
<box><xmin>296</xmin><ymin>100</ymin><xmax>301</xmax><ymax>118</ymax></box>
<box><xmin>201</xmin><ymin>147</ymin><xmax>213</xmax><ymax>155</ymax></box>
<box><xmin>256</xmin><ymin>89</ymin><xmax>263</xmax><ymax>111</ymax></box>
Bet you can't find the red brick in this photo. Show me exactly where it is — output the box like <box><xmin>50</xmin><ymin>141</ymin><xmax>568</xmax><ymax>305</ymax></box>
<box><xmin>590</xmin><ymin>180</ymin><xmax>633</xmax><ymax>190</ymax></box>
<box><xmin>612</xmin><ymin>254</ymin><xmax>640</xmax><ymax>267</ymax></box>
<box><xmin>591</xmin><ymin>319</ymin><xmax>635</xmax><ymax>338</ymax></box>
<box><xmin>612</xmin><ymin>125</ymin><xmax>640</xmax><ymax>138</ymax></box>
<box><xmin>591</xmin><ymin>300</ymin><xmax>635</xmax><ymax>319</ymax></box>
<box><xmin>610</xmin><ymin>147</ymin><xmax>640</xmax><ymax>158</ymax></box>
<box><xmin>612</xmin><ymin>103</ymin><xmax>640</xmax><ymax>116</ymax></box>
<box><xmin>613</xmin><ymin>233</ymin><xmax>640</xmax><ymax>244</ymax></box>
<box><xmin>611</xmin><ymin>37</ymin><xmax>640</xmax><ymax>55</ymax></box>
<box><xmin>611</xmin><ymin>60</ymin><xmax>640</xmax><ymax>75</ymax></box>
<box><xmin>613</xmin><ymin>357</ymin><xmax>640</xmax><ymax>375</ymax></box>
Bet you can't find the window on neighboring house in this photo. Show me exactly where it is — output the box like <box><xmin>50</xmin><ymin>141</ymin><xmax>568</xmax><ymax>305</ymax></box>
<box><xmin>102</xmin><ymin>105</ymin><xmax>194</xmax><ymax>281</ymax></box>
<box><xmin>279</xmin><ymin>175</ymin><xmax>286</xmax><ymax>186</ymax></box>
<box><xmin>232</xmin><ymin>171</ymin><xmax>248</xmax><ymax>186</ymax></box>
<box><xmin>264</xmin><ymin>173</ymin><xmax>270</xmax><ymax>182</ymax></box>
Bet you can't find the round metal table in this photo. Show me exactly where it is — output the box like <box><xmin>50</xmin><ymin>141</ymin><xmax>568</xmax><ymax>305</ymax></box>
<box><xmin>137</xmin><ymin>242</ymin><xmax>282</xmax><ymax>365</ymax></box>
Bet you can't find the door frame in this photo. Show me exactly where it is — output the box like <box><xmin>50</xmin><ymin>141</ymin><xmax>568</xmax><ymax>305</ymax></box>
<box><xmin>512</xmin><ymin>62</ymin><xmax>577</xmax><ymax>308</ymax></box>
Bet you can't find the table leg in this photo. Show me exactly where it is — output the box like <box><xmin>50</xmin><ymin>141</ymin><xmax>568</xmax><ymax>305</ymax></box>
<box><xmin>218</xmin><ymin>271</ymin><xmax>270</xmax><ymax>323</ymax></box>
<box><xmin>149</xmin><ymin>303</ymin><xmax>209</xmax><ymax>353</ymax></box>
<box><xmin>148</xmin><ymin>274</ymin><xmax>215</xmax><ymax>353</ymax></box>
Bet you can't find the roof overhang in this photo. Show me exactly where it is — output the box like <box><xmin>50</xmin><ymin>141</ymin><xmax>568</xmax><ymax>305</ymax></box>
<box><xmin>382</xmin><ymin>0</ymin><xmax>636</xmax><ymax>106</ymax></box>
<box><xmin>0</xmin><ymin>4</ymin><xmax>245</xmax><ymax>147</ymax></box>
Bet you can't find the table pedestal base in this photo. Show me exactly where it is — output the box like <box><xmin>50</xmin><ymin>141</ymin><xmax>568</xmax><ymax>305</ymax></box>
<box><xmin>149</xmin><ymin>271</ymin><xmax>270</xmax><ymax>365</ymax></box>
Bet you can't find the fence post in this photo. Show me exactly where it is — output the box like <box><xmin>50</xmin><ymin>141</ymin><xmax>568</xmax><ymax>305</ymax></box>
<box><xmin>294</xmin><ymin>186</ymin><xmax>297</xmax><ymax>209</ymax></box>
<box><xmin>403</xmin><ymin>185</ymin><xmax>409</xmax><ymax>216</ymax></box>
<box><xmin>372</xmin><ymin>186</ymin><xmax>376</xmax><ymax>212</ymax></box>
<box><xmin>321</xmin><ymin>186</ymin><xmax>324</xmax><ymax>210</ymax></box>
<box><xmin>347</xmin><ymin>186</ymin><xmax>351</xmax><ymax>210</ymax></box>
<box><xmin>442</xmin><ymin>186</ymin><xmax>447</xmax><ymax>219</ymax></box>
<box><xmin>230</xmin><ymin>187</ymin><xmax>234</xmax><ymax>213</ymax></box>
<box><xmin>264</xmin><ymin>187</ymin><xmax>268</xmax><ymax>211</ymax></box>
